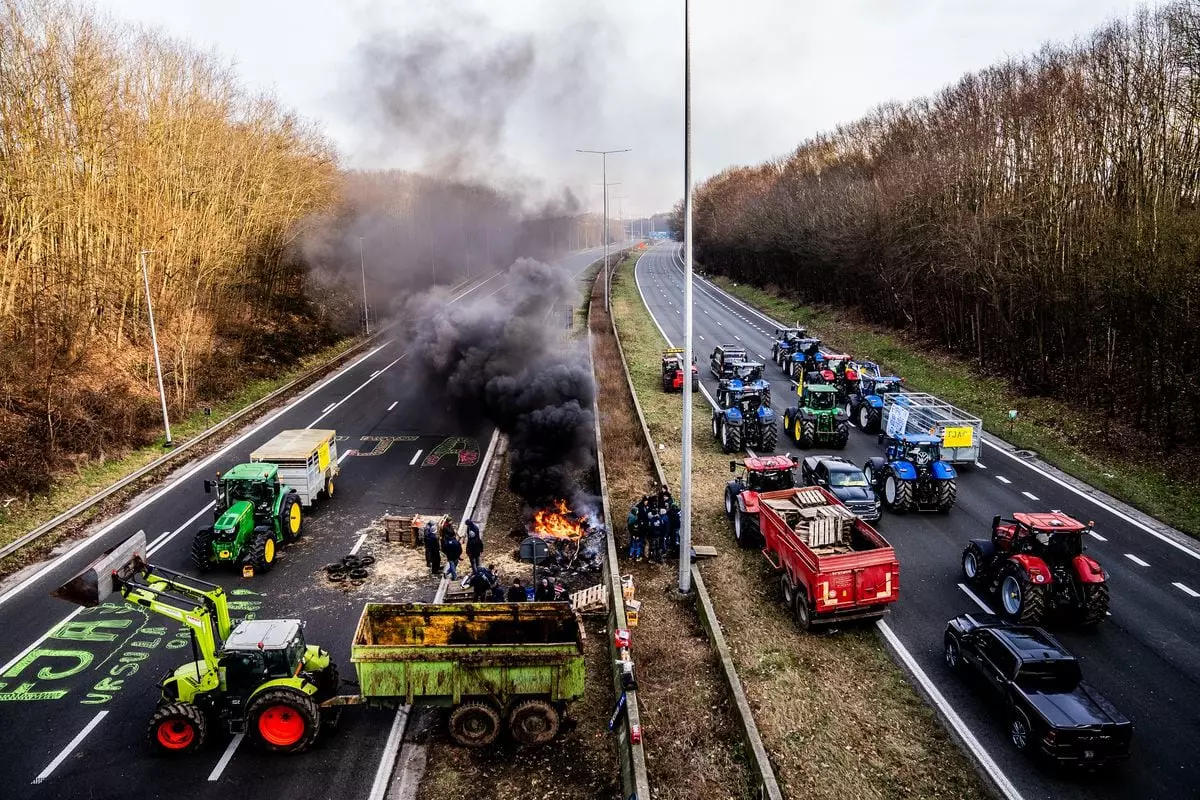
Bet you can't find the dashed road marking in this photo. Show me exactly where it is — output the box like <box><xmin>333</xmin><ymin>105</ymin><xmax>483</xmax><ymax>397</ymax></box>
<box><xmin>409</xmin><ymin>449</ymin><xmax>423</xmax><ymax>466</ymax></box>
<box><xmin>1088</xmin><ymin>530</ymin><xmax>1108</xmax><ymax>542</ymax></box>
<box><xmin>322</xmin><ymin>402</ymin><xmax>336</xmax><ymax>413</ymax></box>
<box><xmin>975</xmin><ymin>463</ymin><xmax>987</xmax><ymax>469</ymax></box>
<box><xmin>387</xmin><ymin>401</ymin><xmax>398</xmax><ymax>411</ymax></box>
<box><xmin>208</xmin><ymin>733</ymin><xmax>244</xmax><ymax>781</ymax></box>
<box><xmin>351</xmin><ymin>532</ymin><xmax>370</xmax><ymax>555</ymax></box>
<box><xmin>957</xmin><ymin>583</ymin><xmax>993</xmax><ymax>612</ymax></box>
<box><xmin>33</xmin><ymin>710</ymin><xmax>108</xmax><ymax>784</ymax></box>
<box><xmin>1124</xmin><ymin>553</ymin><xmax>1150</xmax><ymax>567</ymax></box>
<box><xmin>1173</xmin><ymin>582</ymin><xmax>1200</xmax><ymax>598</ymax></box>
<box><xmin>996</xmin><ymin>476</ymin><xmax>1012</xmax><ymax>484</ymax></box>
<box><xmin>1021</xmin><ymin>491</ymin><xmax>1039</xmax><ymax>501</ymax></box>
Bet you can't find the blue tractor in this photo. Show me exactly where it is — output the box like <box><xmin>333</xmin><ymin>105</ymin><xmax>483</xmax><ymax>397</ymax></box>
<box><xmin>863</xmin><ymin>433</ymin><xmax>957</xmax><ymax>514</ymax></box>
<box><xmin>721</xmin><ymin>360</ymin><xmax>772</xmax><ymax>408</ymax></box>
<box><xmin>770</xmin><ymin>327</ymin><xmax>808</xmax><ymax>370</ymax></box>
<box><xmin>711</xmin><ymin>385</ymin><xmax>778</xmax><ymax>453</ymax></box>
<box><xmin>847</xmin><ymin>363</ymin><xmax>905</xmax><ymax>433</ymax></box>
<box><xmin>786</xmin><ymin>337</ymin><xmax>825</xmax><ymax>379</ymax></box>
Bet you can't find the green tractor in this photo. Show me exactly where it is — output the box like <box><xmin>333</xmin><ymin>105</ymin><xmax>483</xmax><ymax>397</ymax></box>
<box><xmin>782</xmin><ymin>384</ymin><xmax>850</xmax><ymax>449</ymax></box>
<box><xmin>193</xmin><ymin>463</ymin><xmax>303</xmax><ymax>575</ymax></box>
<box><xmin>54</xmin><ymin>532</ymin><xmax>338</xmax><ymax>755</ymax></box>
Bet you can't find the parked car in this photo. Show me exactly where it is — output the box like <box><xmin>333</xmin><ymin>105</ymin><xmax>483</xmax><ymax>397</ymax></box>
<box><xmin>800</xmin><ymin>455</ymin><xmax>881</xmax><ymax>521</ymax></box>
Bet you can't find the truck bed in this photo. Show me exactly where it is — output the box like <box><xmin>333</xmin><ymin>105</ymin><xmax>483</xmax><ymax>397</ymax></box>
<box><xmin>250</xmin><ymin>428</ymin><xmax>336</xmax><ymax>463</ymax></box>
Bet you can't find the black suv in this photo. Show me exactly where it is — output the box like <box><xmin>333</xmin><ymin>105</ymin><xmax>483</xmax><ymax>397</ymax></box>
<box><xmin>710</xmin><ymin>344</ymin><xmax>747</xmax><ymax>379</ymax></box>
<box><xmin>800</xmin><ymin>455</ymin><xmax>881</xmax><ymax>521</ymax></box>
<box><xmin>943</xmin><ymin>614</ymin><xmax>1132</xmax><ymax>767</ymax></box>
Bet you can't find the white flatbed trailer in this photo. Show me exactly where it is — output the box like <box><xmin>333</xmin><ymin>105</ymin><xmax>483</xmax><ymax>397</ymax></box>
<box><xmin>250</xmin><ymin>429</ymin><xmax>339</xmax><ymax>506</ymax></box>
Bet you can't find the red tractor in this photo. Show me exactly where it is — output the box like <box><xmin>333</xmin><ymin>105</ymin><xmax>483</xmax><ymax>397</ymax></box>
<box><xmin>961</xmin><ymin>512</ymin><xmax>1109</xmax><ymax>626</ymax></box>
<box><xmin>661</xmin><ymin>348</ymin><xmax>699</xmax><ymax>392</ymax></box>
<box><xmin>724</xmin><ymin>455</ymin><xmax>799</xmax><ymax>548</ymax></box>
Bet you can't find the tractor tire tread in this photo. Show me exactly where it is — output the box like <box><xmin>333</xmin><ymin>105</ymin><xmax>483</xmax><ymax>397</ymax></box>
<box><xmin>247</xmin><ymin>688</ymin><xmax>321</xmax><ymax>753</ymax></box>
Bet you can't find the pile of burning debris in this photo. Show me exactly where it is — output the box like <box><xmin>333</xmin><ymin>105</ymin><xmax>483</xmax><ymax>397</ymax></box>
<box><xmin>517</xmin><ymin>500</ymin><xmax>606</xmax><ymax>591</ymax></box>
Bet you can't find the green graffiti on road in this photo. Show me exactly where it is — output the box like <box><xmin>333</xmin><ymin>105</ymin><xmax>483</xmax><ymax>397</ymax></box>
<box><xmin>423</xmin><ymin>436</ymin><xmax>480</xmax><ymax>467</ymax></box>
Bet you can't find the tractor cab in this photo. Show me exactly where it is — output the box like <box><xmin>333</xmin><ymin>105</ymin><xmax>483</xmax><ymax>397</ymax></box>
<box><xmin>730</xmin><ymin>455</ymin><xmax>798</xmax><ymax>492</ymax></box>
<box><xmin>800</xmin><ymin>384</ymin><xmax>839</xmax><ymax>410</ymax></box>
<box><xmin>222</xmin><ymin>619</ymin><xmax>309</xmax><ymax>692</ymax></box>
<box><xmin>863</xmin><ymin>374</ymin><xmax>904</xmax><ymax>396</ymax></box>
<box><xmin>730</xmin><ymin>360</ymin><xmax>765</xmax><ymax>383</ymax></box>
<box><xmin>735</xmin><ymin>387</ymin><xmax>767</xmax><ymax>415</ymax></box>
<box><xmin>993</xmin><ymin>512</ymin><xmax>1090</xmax><ymax>560</ymax></box>
<box><xmin>885</xmin><ymin>433</ymin><xmax>943</xmax><ymax>467</ymax></box>
<box><xmin>773</xmin><ymin>327</ymin><xmax>808</xmax><ymax>345</ymax></box>
<box><xmin>211</xmin><ymin>463</ymin><xmax>280</xmax><ymax>515</ymax></box>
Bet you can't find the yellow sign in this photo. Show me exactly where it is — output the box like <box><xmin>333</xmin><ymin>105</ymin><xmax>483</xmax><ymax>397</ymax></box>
<box><xmin>943</xmin><ymin>426</ymin><xmax>974</xmax><ymax>448</ymax></box>
<box><xmin>318</xmin><ymin>441</ymin><xmax>330</xmax><ymax>471</ymax></box>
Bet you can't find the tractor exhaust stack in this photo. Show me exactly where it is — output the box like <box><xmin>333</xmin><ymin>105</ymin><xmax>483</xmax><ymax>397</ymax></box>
<box><xmin>53</xmin><ymin>531</ymin><xmax>148</xmax><ymax>608</ymax></box>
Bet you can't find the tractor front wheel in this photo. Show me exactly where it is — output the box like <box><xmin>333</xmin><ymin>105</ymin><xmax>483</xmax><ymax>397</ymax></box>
<box><xmin>248</xmin><ymin>532</ymin><xmax>277</xmax><ymax>574</ymax></box>
<box><xmin>998</xmin><ymin>563</ymin><xmax>1046</xmax><ymax>624</ymax></box>
<box><xmin>507</xmin><ymin>699</ymin><xmax>561</xmax><ymax>746</ymax></box>
<box><xmin>935</xmin><ymin>479</ymin><xmax>957</xmax><ymax>513</ymax></box>
<box><xmin>723</xmin><ymin>489</ymin><xmax>736</xmax><ymax>519</ymax></box>
<box><xmin>449</xmin><ymin>701</ymin><xmax>501</xmax><ymax>747</ymax></box>
<box><xmin>247</xmin><ymin>689</ymin><xmax>321</xmax><ymax>753</ymax></box>
<box><xmin>961</xmin><ymin>543</ymin><xmax>987</xmax><ymax>585</ymax></box>
<box><xmin>147</xmin><ymin>702</ymin><xmax>207</xmax><ymax>755</ymax></box>
<box><xmin>1081</xmin><ymin>583</ymin><xmax>1110</xmax><ymax>626</ymax></box>
<box><xmin>190</xmin><ymin>528</ymin><xmax>214</xmax><ymax>573</ymax></box>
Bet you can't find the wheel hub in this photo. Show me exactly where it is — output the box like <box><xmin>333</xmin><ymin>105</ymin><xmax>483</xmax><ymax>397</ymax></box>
<box><xmin>1001</xmin><ymin>575</ymin><xmax>1022</xmax><ymax>615</ymax></box>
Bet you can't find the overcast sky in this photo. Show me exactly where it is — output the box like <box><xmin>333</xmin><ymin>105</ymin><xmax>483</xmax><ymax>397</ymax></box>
<box><xmin>95</xmin><ymin>0</ymin><xmax>1160</xmax><ymax>216</ymax></box>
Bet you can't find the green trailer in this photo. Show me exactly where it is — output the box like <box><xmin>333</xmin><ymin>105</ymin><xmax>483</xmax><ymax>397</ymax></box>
<box><xmin>343</xmin><ymin>602</ymin><xmax>585</xmax><ymax>747</ymax></box>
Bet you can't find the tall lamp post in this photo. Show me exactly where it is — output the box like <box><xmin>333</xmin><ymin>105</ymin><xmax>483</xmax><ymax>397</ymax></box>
<box><xmin>139</xmin><ymin>250</ymin><xmax>173</xmax><ymax>448</ymax></box>
<box><xmin>358</xmin><ymin>236</ymin><xmax>370</xmax><ymax>334</ymax></box>
<box><xmin>679</xmin><ymin>0</ymin><xmax>694</xmax><ymax>594</ymax></box>
<box><xmin>576</xmin><ymin>148</ymin><xmax>630</xmax><ymax>311</ymax></box>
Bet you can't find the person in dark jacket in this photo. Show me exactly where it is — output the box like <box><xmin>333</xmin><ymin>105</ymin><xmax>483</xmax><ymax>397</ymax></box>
<box><xmin>465</xmin><ymin>519</ymin><xmax>484</xmax><ymax>570</ymax></box>
<box><xmin>668</xmin><ymin>501</ymin><xmax>682</xmax><ymax>556</ymax></box>
<box><xmin>441</xmin><ymin>530</ymin><xmax>463</xmax><ymax>580</ymax></box>
<box><xmin>648</xmin><ymin>506</ymin><xmax>666</xmax><ymax>563</ymax></box>
<box><xmin>534</xmin><ymin>578</ymin><xmax>555</xmax><ymax>602</ymax></box>
<box><xmin>488</xmin><ymin>564</ymin><xmax>505</xmax><ymax>601</ymax></box>
<box><xmin>423</xmin><ymin>523</ymin><xmax>441</xmax><ymax>576</ymax></box>
<box><xmin>505</xmin><ymin>579</ymin><xmax>526</xmax><ymax>602</ymax></box>
<box><xmin>627</xmin><ymin>504</ymin><xmax>644</xmax><ymax>560</ymax></box>
<box><xmin>468</xmin><ymin>565</ymin><xmax>494</xmax><ymax>601</ymax></box>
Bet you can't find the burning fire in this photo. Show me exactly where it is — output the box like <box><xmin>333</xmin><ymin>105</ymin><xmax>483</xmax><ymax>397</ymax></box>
<box><xmin>531</xmin><ymin>500</ymin><xmax>588</xmax><ymax>540</ymax></box>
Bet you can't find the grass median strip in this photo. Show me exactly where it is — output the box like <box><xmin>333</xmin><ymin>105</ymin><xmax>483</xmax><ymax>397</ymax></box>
<box><xmin>612</xmin><ymin>255</ymin><xmax>988</xmax><ymax>799</ymax></box>
<box><xmin>708</xmin><ymin>274</ymin><xmax>1200</xmax><ymax>539</ymax></box>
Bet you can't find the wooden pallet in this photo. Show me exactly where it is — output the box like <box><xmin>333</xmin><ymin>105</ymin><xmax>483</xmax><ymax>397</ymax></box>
<box><xmin>571</xmin><ymin>583</ymin><xmax>608</xmax><ymax>614</ymax></box>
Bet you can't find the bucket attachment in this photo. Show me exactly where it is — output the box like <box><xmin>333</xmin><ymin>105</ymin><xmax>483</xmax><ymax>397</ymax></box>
<box><xmin>53</xmin><ymin>531</ymin><xmax>148</xmax><ymax>607</ymax></box>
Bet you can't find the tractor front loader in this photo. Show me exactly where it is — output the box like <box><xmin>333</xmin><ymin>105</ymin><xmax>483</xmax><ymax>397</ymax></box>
<box><xmin>54</xmin><ymin>532</ymin><xmax>338</xmax><ymax>756</ymax></box>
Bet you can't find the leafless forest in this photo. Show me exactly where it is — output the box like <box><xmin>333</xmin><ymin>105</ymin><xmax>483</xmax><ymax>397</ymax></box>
<box><xmin>691</xmin><ymin>2</ymin><xmax>1200</xmax><ymax>451</ymax></box>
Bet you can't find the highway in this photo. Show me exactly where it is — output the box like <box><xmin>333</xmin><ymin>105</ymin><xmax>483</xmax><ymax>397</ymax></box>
<box><xmin>635</xmin><ymin>242</ymin><xmax>1200</xmax><ymax>800</ymax></box>
<box><xmin>0</xmin><ymin>246</ymin><xmax>608</xmax><ymax>800</ymax></box>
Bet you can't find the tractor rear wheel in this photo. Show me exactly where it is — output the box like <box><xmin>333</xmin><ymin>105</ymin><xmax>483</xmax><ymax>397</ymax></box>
<box><xmin>961</xmin><ymin>543</ymin><xmax>987</xmax><ymax>585</ymax></box>
<box><xmin>1081</xmin><ymin>583</ymin><xmax>1110</xmax><ymax>626</ymax></box>
<box><xmin>798</xmin><ymin>420</ymin><xmax>815</xmax><ymax>449</ymax></box>
<box><xmin>733</xmin><ymin>508</ymin><xmax>760</xmax><ymax>548</ymax></box>
<box><xmin>507</xmin><ymin>699</ymin><xmax>561</xmax><ymax>746</ymax></box>
<box><xmin>190</xmin><ymin>528</ymin><xmax>214</xmax><ymax>573</ymax></box>
<box><xmin>247</xmin><ymin>689</ymin><xmax>321</xmax><ymax>753</ymax></box>
<box><xmin>147</xmin><ymin>702</ymin><xmax>207</xmax><ymax>755</ymax></box>
<box><xmin>449</xmin><ymin>701</ymin><xmax>501</xmax><ymax>747</ymax></box>
<box><xmin>248</xmin><ymin>532</ymin><xmax>277</xmax><ymax>574</ymax></box>
<box><xmin>935</xmin><ymin>479</ymin><xmax>957</xmax><ymax>513</ymax></box>
<box><xmin>312</xmin><ymin>662</ymin><xmax>340</xmax><ymax>699</ymax></box>
<box><xmin>834</xmin><ymin>422</ymin><xmax>849</xmax><ymax>449</ymax></box>
<box><xmin>280</xmin><ymin>494</ymin><xmax>303</xmax><ymax>542</ymax></box>
<box><xmin>727</xmin><ymin>423</ymin><xmax>743</xmax><ymax>454</ymax></box>
<box><xmin>998</xmin><ymin>563</ymin><xmax>1047</xmax><ymax>624</ymax></box>
<box><xmin>884</xmin><ymin>476</ymin><xmax>913</xmax><ymax>513</ymax></box>
<box><xmin>761</xmin><ymin>423</ymin><xmax>778</xmax><ymax>452</ymax></box>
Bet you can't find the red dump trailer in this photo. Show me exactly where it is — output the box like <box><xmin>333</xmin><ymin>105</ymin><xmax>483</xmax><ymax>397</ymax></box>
<box><xmin>757</xmin><ymin>486</ymin><xmax>900</xmax><ymax>630</ymax></box>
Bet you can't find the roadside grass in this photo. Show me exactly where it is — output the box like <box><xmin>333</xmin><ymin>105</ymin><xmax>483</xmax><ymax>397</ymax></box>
<box><xmin>708</xmin><ymin>275</ymin><xmax>1200</xmax><ymax>538</ymax></box>
<box><xmin>0</xmin><ymin>335</ymin><xmax>363</xmax><ymax>569</ymax></box>
<box><xmin>612</xmin><ymin>259</ymin><xmax>988</xmax><ymax>799</ymax></box>
<box><xmin>590</xmin><ymin>256</ymin><xmax>758</xmax><ymax>799</ymax></box>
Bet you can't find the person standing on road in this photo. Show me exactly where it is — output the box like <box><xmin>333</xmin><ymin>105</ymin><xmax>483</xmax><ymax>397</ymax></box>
<box><xmin>441</xmin><ymin>529</ymin><xmax>463</xmax><ymax>581</ymax></box>
<box><xmin>423</xmin><ymin>522</ymin><xmax>441</xmax><ymax>577</ymax></box>
<box><xmin>465</xmin><ymin>519</ymin><xmax>484</xmax><ymax>570</ymax></box>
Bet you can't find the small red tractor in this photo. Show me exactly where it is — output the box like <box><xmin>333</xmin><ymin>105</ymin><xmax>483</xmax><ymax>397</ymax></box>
<box><xmin>961</xmin><ymin>512</ymin><xmax>1109</xmax><ymax>626</ymax></box>
<box><xmin>724</xmin><ymin>455</ymin><xmax>799</xmax><ymax>547</ymax></box>
<box><xmin>661</xmin><ymin>348</ymin><xmax>699</xmax><ymax>392</ymax></box>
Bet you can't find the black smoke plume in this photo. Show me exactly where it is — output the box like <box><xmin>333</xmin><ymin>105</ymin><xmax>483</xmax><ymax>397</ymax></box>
<box><xmin>404</xmin><ymin>258</ymin><xmax>595</xmax><ymax>508</ymax></box>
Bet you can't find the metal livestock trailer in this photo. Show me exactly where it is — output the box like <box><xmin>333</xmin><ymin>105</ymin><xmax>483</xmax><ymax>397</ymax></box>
<box><xmin>880</xmin><ymin>392</ymin><xmax>983</xmax><ymax>464</ymax></box>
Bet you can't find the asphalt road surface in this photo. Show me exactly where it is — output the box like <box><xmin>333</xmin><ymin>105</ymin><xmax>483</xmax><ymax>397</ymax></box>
<box><xmin>0</xmin><ymin>246</ymin><xmax>609</xmax><ymax>800</ymax></box>
<box><xmin>636</xmin><ymin>242</ymin><xmax>1200</xmax><ymax>800</ymax></box>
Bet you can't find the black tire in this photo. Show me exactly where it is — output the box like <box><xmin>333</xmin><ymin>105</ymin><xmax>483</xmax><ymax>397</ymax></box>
<box><xmin>724</xmin><ymin>488</ymin><xmax>736</xmax><ymax>519</ymax></box>
<box><xmin>863</xmin><ymin>457</ymin><xmax>887</xmax><ymax>491</ymax></box>
<box><xmin>1081</xmin><ymin>583</ymin><xmax>1110</xmax><ymax>626</ymax></box>
<box><xmin>780</xmin><ymin>573</ymin><xmax>795</xmax><ymax>607</ymax></box>
<box><xmin>692</xmin><ymin>377</ymin><xmax>699</xmax><ymax>392</ymax></box>
<box><xmin>866</xmin><ymin>408</ymin><xmax>881</xmax><ymax>434</ymax></box>
<box><xmin>761</xmin><ymin>423</ymin><xmax>778</xmax><ymax>452</ymax></box>
<box><xmin>323</xmin><ymin>475</ymin><xmax>335</xmax><ymax>501</ymax></box>
<box><xmin>763</xmin><ymin>389</ymin><xmax>772</xmax><ymax>408</ymax></box>
<box><xmin>312</xmin><ymin>662</ymin><xmax>340</xmax><ymax>699</ymax></box>
<box><xmin>662</xmin><ymin>375</ymin><xmax>672</xmax><ymax>392</ymax></box>
<box><xmin>1009</xmin><ymin>708</ymin><xmax>1034</xmax><ymax>754</ymax></box>
<box><xmin>280</xmin><ymin>494</ymin><xmax>302</xmax><ymax>541</ymax></box>
<box><xmin>792</xmin><ymin>591</ymin><xmax>811</xmax><ymax>632</ymax></box>
<box><xmin>883</xmin><ymin>476</ymin><xmax>913</xmax><ymax>514</ymax></box>
<box><xmin>961</xmin><ymin>543</ymin><xmax>987</xmax><ymax>585</ymax></box>
<box><xmin>834</xmin><ymin>422</ymin><xmax>849</xmax><ymax>449</ymax></box>
<box><xmin>733</xmin><ymin>507</ymin><xmax>760</xmax><ymax>548</ymax></box>
<box><xmin>191</xmin><ymin>528</ymin><xmax>214</xmax><ymax>573</ymax></box>
<box><xmin>247</xmin><ymin>689</ymin><xmax>321</xmax><ymax>754</ymax></box>
<box><xmin>147</xmin><ymin>702</ymin><xmax>207</xmax><ymax>755</ymax></box>
<box><xmin>726</xmin><ymin>423</ymin><xmax>743</xmax><ymax>454</ymax></box>
<box><xmin>247</xmin><ymin>531</ymin><xmax>277</xmax><ymax>574</ymax></box>
<box><xmin>944</xmin><ymin>635</ymin><xmax>963</xmax><ymax>672</ymax></box>
<box><xmin>798</xmin><ymin>420</ymin><xmax>815</xmax><ymax>449</ymax></box>
<box><xmin>507</xmin><ymin>699</ymin><xmax>561</xmax><ymax>746</ymax></box>
<box><xmin>449</xmin><ymin>701</ymin><xmax>501</xmax><ymax>747</ymax></box>
<box><xmin>936</xmin><ymin>479</ymin><xmax>957</xmax><ymax>513</ymax></box>
<box><xmin>998</xmin><ymin>562</ymin><xmax>1047</xmax><ymax>624</ymax></box>
<box><xmin>856</xmin><ymin>403</ymin><xmax>872</xmax><ymax>431</ymax></box>
<box><xmin>711</xmin><ymin>414</ymin><xmax>720</xmax><ymax>439</ymax></box>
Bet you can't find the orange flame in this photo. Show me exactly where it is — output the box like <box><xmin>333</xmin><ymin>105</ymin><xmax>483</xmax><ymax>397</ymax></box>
<box><xmin>531</xmin><ymin>500</ymin><xmax>587</xmax><ymax>540</ymax></box>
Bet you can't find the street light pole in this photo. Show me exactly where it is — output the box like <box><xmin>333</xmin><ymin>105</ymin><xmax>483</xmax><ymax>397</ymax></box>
<box><xmin>139</xmin><ymin>250</ymin><xmax>173</xmax><ymax>448</ymax></box>
<box><xmin>679</xmin><ymin>0</ymin><xmax>694</xmax><ymax>594</ymax></box>
<box><xmin>358</xmin><ymin>236</ymin><xmax>369</xmax><ymax>334</ymax></box>
<box><xmin>577</xmin><ymin>148</ymin><xmax>630</xmax><ymax>311</ymax></box>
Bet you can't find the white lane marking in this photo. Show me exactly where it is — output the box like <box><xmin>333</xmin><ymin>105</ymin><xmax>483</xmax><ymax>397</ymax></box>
<box><xmin>409</xmin><ymin>449</ymin><xmax>424</xmax><ymax>466</ymax></box>
<box><xmin>207</xmin><ymin>733</ymin><xmax>244</xmax><ymax>781</ymax></box>
<box><xmin>996</xmin><ymin>476</ymin><xmax>1012</xmax><ymax>484</ymax></box>
<box><xmin>957</xmin><ymin>583</ymin><xmax>993</xmax><ymax>612</ymax></box>
<box><xmin>148</xmin><ymin>505</ymin><xmax>215</xmax><ymax>557</ymax></box>
<box><xmin>368</xmin><ymin>707</ymin><xmax>412</xmax><ymax>800</ymax></box>
<box><xmin>321</xmin><ymin>402</ymin><xmax>336</xmax><ymax>413</ymax></box>
<box><xmin>975</xmin><ymin>463</ymin><xmax>987</xmax><ymax>469</ymax></box>
<box><xmin>699</xmin><ymin>335</ymin><xmax>705</xmax><ymax>341</ymax></box>
<box><xmin>876</xmin><ymin>621</ymin><xmax>1024</xmax><ymax>800</ymax></box>
<box><xmin>734</xmin><ymin>335</ymin><xmax>741</xmax><ymax>341</ymax></box>
<box><xmin>32</xmin><ymin>710</ymin><xmax>108</xmax><ymax>784</ymax></box>
<box><xmin>387</xmin><ymin>401</ymin><xmax>398</xmax><ymax>411</ymax></box>
<box><xmin>1088</xmin><ymin>530</ymin><xmax>1108</xmax><ymax>542</ymax></box>
<box><xmin>350</xmin><ymin>532</ymin><xmax>370</xmax><ymax>555</ymax></box>
<box><xmin>1173</xmin><ymin>582</ymin><xmax>1200</xmax><ymax>598</ymax></box>
<box><xmin>1124</xmin><ymin>553</ymin><xmax>1150</xmax><ymax>567</ymax></box>
<box><xmin>337</xmin><ymin>450</ymin><xmax>351</xmax><ymax>464</ymax></box>
<box><xmin>371</xmin><ymin>370</ymin><xmax>381</xmax><ymax>377</ymax></box>
<box><xmin>717</xmin><ymin>321</ymin><xmax>723</xmax><ymax>326</ymax></box>
<box><xmin>307</xmin><ymin>354</ymin><xmax>406</xmax><ymax>429</ymax></box>
<box><xmin>1021</xmin><ymin>491</ymin><xmax>1039</xmax><ymax>501</ymax></box>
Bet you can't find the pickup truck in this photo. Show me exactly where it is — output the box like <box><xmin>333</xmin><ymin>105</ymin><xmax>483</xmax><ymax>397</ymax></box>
<box><xmin>753</xmin><ymin>486</ymin><xmax>900</xmax><ymax>630</ymax></box>
<box><xmin>800</xmin><ymin>455</ymin><xmax>881</xmax><ymax>522</ymax></box>
<box><xmin>943</xmin><ymin>613</ymin><xmax>1132</xmax><ymax>767</ymax></box>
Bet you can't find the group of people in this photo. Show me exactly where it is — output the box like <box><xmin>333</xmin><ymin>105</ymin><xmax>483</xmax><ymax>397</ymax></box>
<box><xmin>626</xmin><ymin>485</ymin><xmax>681</xmax><ymax>563</ymax></box>
<box><xmin>464</xmin><ymin>567</ymin><xmax>567</xmax><ymax>603</ymax></box>
<box><xmin>423</xmin><ymin>516</ymin><xmax>485</xmax><ymax>579</ymax></box>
